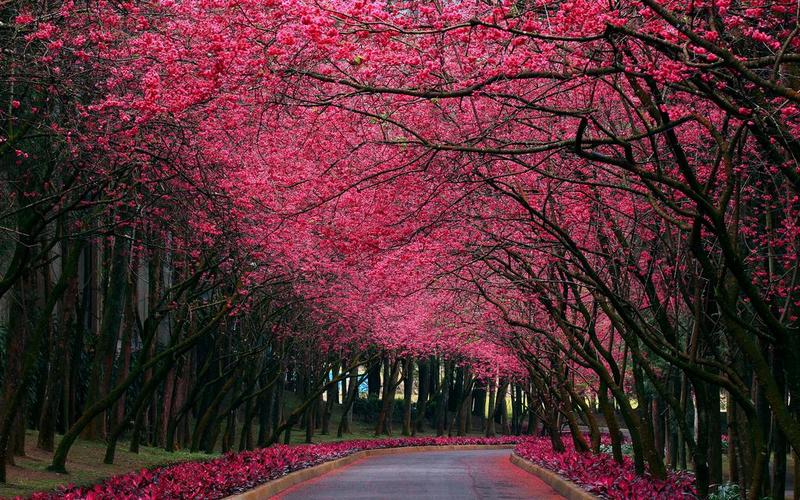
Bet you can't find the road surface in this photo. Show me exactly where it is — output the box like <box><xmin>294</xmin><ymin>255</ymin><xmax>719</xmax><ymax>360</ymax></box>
<box><xmin>275</xmin><ymin>449</ymin><xmax>564</xmax><ymax>499</ymax></box>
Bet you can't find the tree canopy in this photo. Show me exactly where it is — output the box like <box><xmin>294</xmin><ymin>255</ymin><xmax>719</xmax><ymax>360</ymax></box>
<box><xmin>2</xmin><ymin>0</ymin><xmax>799</xmax><ymax>497</ymax></box>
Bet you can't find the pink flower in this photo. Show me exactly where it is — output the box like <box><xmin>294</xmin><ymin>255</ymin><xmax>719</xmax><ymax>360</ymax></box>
<box><xmin>15</xmin><ymin>13</ymin><xmax>35</xmax><ymax>24</ymax></box>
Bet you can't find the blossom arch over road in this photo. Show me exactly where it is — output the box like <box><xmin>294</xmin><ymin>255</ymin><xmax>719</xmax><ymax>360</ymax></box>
<box><xmin>1</xmin><ymin>0</ymin><xmax>799</xmax><ymax>498</ymax></box>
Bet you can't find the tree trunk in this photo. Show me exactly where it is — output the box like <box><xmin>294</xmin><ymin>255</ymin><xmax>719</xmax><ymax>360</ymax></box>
<box><xmin>256</xmin><ymin>366</ymin><xmax>276</xmax><ymax>447</ymax></box>
<box><xmin>83</xmin><ymin>234</ymin><xmax>131</xmax><ymax>440</ymax></box>
<box><xmin>37</xmin><ymin>261</ymin><xmax>79</xmax><ymax>451</ymax></box>
<box><xmin>367</xmin><ymin>361</ymin><xmax>381</xmax><ymax>399</ymax></box>
<box><xmin>473</xmin><ymin>382</ymin><xmax>486</xmax><ymax>433</ymax></box>
<box><xmin>321</xmin><ymin>365</ymin><xmax>338</xmax><ymax>435</ymax></box>
<box><xmin>493</xmin><ymin>380</ymin><xmax>509</xmax><ymax>435</ymax></box>
<box><xmin>413</xmin><ymin>359</ymin><xmax>430</xmax><ymax>435</ymax></box>
<box><xmin>375</xmin><ymin>359</ymin><xmax>400</xmax><ymax>436</ymax></box>
<box><xmin>457</xmin><ymin>370</ymin><xmax>473</xmax><ymax>436</ymax></box>
<box><xmin>436</xmin><ymin>362</ymin><xmax>451</xmax><ymax>437</ymax></box>
<box><xmin>338</xmin><ymin>367</ymin><xmax>362</xmax><ymax>438</ymax></box>
<box><xmin>598</xmin><ymin>381</ymin><xmax>624</xmax><ymax>463</ymax></box>
<box><xmin>402</xmin><ymin>358</ymin><xmax>414</xmax><ymax>436</ymax></box>
<box><xmin>485</xmin><ymin>379</ymin><xmax>496</xmax><ymax>437</ymax></box>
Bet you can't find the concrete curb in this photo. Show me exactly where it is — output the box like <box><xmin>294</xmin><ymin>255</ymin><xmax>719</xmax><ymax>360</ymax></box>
<box><xmin>509</xmin><ymin>452</ymin><xmax>600</xmax><ymax>500</ymax></box>
<box><xmin>226</xmin><ymin>444</ymin><xmax>515</xmax><ymax>500</ymax></box>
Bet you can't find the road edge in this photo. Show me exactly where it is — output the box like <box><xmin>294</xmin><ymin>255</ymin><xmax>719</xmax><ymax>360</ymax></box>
<box><xmin>226</xmin><ymin>444</ymin><xmax>515</xmax><ymax>500</ymax></box>
<box><xmin>509</xmin><ymin>452</ymin><xmax>600</xmax><ymax>500</ymax></box>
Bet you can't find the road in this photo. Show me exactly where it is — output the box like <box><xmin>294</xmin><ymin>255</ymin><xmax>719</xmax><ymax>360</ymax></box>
<box><xmin>275</xmin><ymin>449</ymin><xmax>564</xmax><ymax>499</ymax></box>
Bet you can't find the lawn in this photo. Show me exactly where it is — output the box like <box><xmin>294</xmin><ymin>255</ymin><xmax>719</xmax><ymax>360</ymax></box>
<box><xmin>0</xmin><ymin>431</ymin><xmax>210</xmax><ymax>499</ymax></box>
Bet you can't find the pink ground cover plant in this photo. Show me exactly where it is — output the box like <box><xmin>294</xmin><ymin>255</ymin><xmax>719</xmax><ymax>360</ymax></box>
<box><xmin>514</xmin><ymin>438</ymin><xmax>697</xmax><ymax>499</ymax></box>
<box><xmin>27</xmin><ymin>436</ymin><xmax>521</xmax><ymax>499</ymax></box>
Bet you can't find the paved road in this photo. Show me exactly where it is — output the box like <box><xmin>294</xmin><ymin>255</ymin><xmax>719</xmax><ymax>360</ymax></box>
<box><xmin>275</xmin><ymin>449</ymin><xmax>564</xmax><ymax>499</ymax></box>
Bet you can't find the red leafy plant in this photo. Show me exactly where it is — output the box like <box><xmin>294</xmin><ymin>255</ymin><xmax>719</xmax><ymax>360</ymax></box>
<box><xmin>27</xmin><ymin>436</ymin><xmax>521</xmax><ymax>499</ymax></box>
<box><xmin>514</xmin><ymin>438</ymin><xmax>697</xmax><ymax>500</ymax></box>
<box><xmin>27</xmin><ymin>436</ymin><xmax>697</xmax><ymax>499</ymax></box>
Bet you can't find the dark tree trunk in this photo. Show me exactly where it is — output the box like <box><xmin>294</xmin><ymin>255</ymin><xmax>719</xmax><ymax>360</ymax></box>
<box><xmin>367</xmin><ymin>361</ymin><xmax>382</xmax><ymax>399</ymax></box>
<box><xmin>493</xmin><ymin>380</ymin><xmax>509</xmax><ymax>435</ymax></box>
<box><xmin>375</xmin><ymin>359</ymin><xmax>400</xmax><ymax>436</ymax></box>
<box><xmin>485</xmin><ymin>380</ymin><xmax>496</xmax><ymax>437</ymax></box>
<box><xmin>321</xmin><ymin>365</ymin><xmax>338</xmax><ymax>435</ymax></box>
<box><xmin>38</xmin><ymin>266</ymin><xmax>79</xmax><ymax>451</ymax></box>
<box><xmin>771</xmin><ymin>347</ymin><xmax>788</xmax><ymax>500</ymax></box>
<box><xmin>402</xmin><ymin>358</ymin><xmax>413</xmax><ymax>436</ymax></box>
<box><xmin>456</xmin><ymin>370</ymin><xmax>473</xmax><ymax>436</ymax></box>
<box><xmin>2</xmin><ymin>278</ymin><xmax>31</xmax><ymax>469</ymax></box>
<box><xmin>435</xmin><ymin>362</ymin><xmax>451</xmax><ymax>437</ymax></box>
<box><xmin>256</xmin><ymin>368</ymin><xmax>276</xmax><ymax>447</ymax></box>
<box><xmin>512</xmin><ymin>384</ymin><xmax>522</xmax><ymax>435</ymax></box>
<box><xmin>83</xmin><ymin>235</ymin><xmax>131</xmax><ymax>440</ymax></box>
<box><xmin>598</xmin><ymin>381</ymin><xmax>624</xmax><ymax>463</ymax></box>
<box><xmin>337</xmin><ymin>367</ymin><xmax>361</xmax><ymax>438</ymax></box>
<box><xmin>473</xmin><ymin>383</ymin><xmax>486</xmax><ymax>433</ymax></box>
<box><xmin>413</xmin><ymin>359</ymin><xmax>430</xmax><ymax>435</ymax></box>
<box><xmin>272</xmin><ymin>373</ymin><xmax>285</xmax><ymax>437</ymax></box>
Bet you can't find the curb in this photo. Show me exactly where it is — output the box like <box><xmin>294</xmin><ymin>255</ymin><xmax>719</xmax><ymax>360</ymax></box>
<box><xmin>226</xmin><ymin>444</ymin><xmax>515</xmax><ymax>500</ymax></box>
<box><xmin>509</xmin><ymin>452</ymin><xmax>600</xmax><ymax>500</ymax></box>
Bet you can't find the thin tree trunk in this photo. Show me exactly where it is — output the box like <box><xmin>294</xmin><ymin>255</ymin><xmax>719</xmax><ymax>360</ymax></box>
<box><xmin>436</xmin><ymin>362</ymin><xmax>451</xmax><ymax>437</ymax></box>
<box><xmin>337</xmin><ymin>367</ymin><xmax>363</xmax><ymax>438</ymax></box>
<box><xmin>83</xmin><ymin>234</ymin><xmax>131</xmax><ymax>440</ymax></box>
<box><xmin>485</xmin><ymin>379</ymin><xmax>496</xmax><ymax>437</ymax></box>
<box><xmin>38</xmin><ymin>260</ymin><xmax>79</xmax><ymax>451</ymax></box>
<box><xmin>402</xmin><ymin>358</ymin><xmax>414</xmax><ymax>436</ymax></box>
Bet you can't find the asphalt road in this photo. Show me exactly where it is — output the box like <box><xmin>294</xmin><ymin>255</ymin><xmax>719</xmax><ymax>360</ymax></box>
<box><xmin>275</xmin><ymin>449</ymin><xmax>564</xmax><ymax>499</ymax></box>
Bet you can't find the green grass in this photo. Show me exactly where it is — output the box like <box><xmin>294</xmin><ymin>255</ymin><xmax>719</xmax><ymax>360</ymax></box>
<box><xmin>0</xmin><ymin>431</ymin><xmax>212</xmax><ymax>499</ymax></box>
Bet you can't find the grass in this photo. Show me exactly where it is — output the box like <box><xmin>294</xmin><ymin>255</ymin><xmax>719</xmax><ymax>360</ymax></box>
<box><xmin>0</xmin><ymin>431</ymin><xmax>212</xmax><ymax>499</ymax></box>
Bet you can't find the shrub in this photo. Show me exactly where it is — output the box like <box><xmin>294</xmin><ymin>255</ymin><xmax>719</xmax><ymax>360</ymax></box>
<box><xmin>514</xmin><ymin>438</ymin><xmax>697</xmax><ymax>500</ymax></box>
<box><xmin>707</xmin><ymin>482</ymin><xmax>739</xmax><ymax>500</ymax></box>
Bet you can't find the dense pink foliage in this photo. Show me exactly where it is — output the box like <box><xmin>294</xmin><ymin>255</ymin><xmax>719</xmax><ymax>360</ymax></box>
<box><xmin>13</xmin><ymin>0</ymin><xmax>798</xmax><ymax>379</ymax></box>
<box><xmin>26</xmin><ymin>437</ymin><xmax>522</xmax><ymax>500</ymax></box>
<box><xmin>515</xmin><ymin>439</ymin><xmax>697</xmax><ymax>500</ymax></box>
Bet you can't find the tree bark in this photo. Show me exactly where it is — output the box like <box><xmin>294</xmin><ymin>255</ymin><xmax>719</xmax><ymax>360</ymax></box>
<box><xmin>402</xmin><ymin>358</ymin><xmax>414</xmax><ymax>436</ymax></box>
<box><xmin>375</xmin><ymin>359</ymin><xmax>400</xmax><ymax>436</ymax></box>
<box><xmin>38</xmin><ymin>252</ymin><xmax>78</xmax><ymax>451</ymax></box>
<box><xmin>485</xmin><ymin>379</ymin><xmax>496</xmax><ymax>437</ymax></box>
<box><xmin>413</xmin><ymin>358</ymin><xmax>430</xmax><ymax>435</ymax></box>
<box><xmin>337</xmin><ymin>367</ymin><xmax>363</xmax><ymax>438</ymax></box>
<box><xmin>83</xmin><ymin>234</ymin><xmax>131</xmax><ymax>440</ymax></box>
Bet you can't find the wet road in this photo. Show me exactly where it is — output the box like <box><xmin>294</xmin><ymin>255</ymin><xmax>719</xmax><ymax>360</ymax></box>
<box><xmin>275</xmin><ymin>449</ymin><xmax>564</xmax><ymax>499</ymax></box>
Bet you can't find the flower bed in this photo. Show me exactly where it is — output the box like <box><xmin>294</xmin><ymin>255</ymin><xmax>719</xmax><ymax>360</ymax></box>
<box><xmin>28</xmin><ymin>436</ymin><xmax>521</xmax><ymax>499</ymax></box>
<box><xmin>28</xmin><ymin>435</ymin><xmax>698</xmax><ymax>499</ymax></box>
<box><xmin>514</xmin><ymin>439</ymin><xmax>697</xmax><ymax>499</ymax></box>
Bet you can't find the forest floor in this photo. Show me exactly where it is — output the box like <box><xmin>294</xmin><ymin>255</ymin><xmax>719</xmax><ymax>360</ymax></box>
<box><xmin>0</xmin><ymin>430</ymin><xmax>210</xmax><ymax>499</ymax></box>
